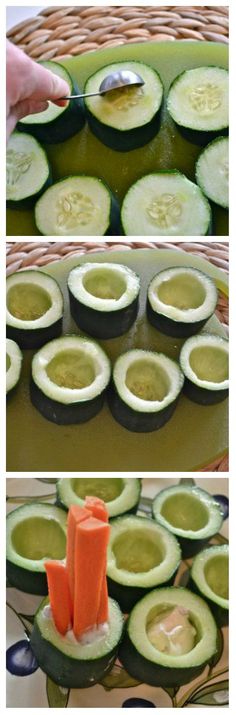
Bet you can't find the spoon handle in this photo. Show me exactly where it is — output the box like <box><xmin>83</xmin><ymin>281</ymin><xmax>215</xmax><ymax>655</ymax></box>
<box><xmin>61</xmin><ymin>91</ymin><xmax>103</xmax><ymax>100</ymax></box>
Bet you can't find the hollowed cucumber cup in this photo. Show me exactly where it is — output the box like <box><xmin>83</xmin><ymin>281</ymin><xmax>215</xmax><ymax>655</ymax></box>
<box><xmin>107</xmin><ymin>515</ymin><xmax>181</xmax><ymax>612</ymax></box>
<box><xmin>180</xmin><ymin>333</ymin><xmax>229</xmax><ymax>405</ymax></box>
<box><xmin>56</xmin><ymin>478</ymin><xmax>141</xmax><ymax>518</ymax></box>
<box><xmin>6</xmin><ymin>338</ymin><xmax>23</xmax><ymax>397</ymax></box>
<box><xmin>190</xmin><ymin>545</ymin><xmax>229</xmax><ymax>627</ymax></box>
<box><xmin>119</xmin><ymin>587</ymin><xmax>217</xmax><ymax>687</ymax></box>
<box><xmin>152</xmin><ymin>485</ymin><xmax>224</xmax><ymax>558</ymax></box>
<box><xmin>6</xmin><ymin>270</ymin><xmax>63</xmax><ymax>350</ymax></box>
<box><xmin>30</xmin><ymin>596</ymin><xmax>124</xmax><ymax>688</ymax></box>
<box><xmin>147</xmin><ymin>267</ymin><xmax>218</xmax><ymax>338</ymax></box>
<box><xmin>30</xmin><ymin>335</ymin><xmax>111</xmax><ymax>425</ymax></box>
<box><xmin>6</xmin><ymin>503</ymin><xmax>67</xmax><ymax>594</ymax></box>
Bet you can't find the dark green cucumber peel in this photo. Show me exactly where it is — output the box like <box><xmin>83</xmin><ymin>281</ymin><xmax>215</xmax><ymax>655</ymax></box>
<box><xmin>7</xmin><ymin>319</ymin><xmax>63</xmax><ymax>351</ymax></box>
<box><xmin>6</xmin><ymin>559</ymin><xmax>48</xmax><ymax>595</ymax></box>
<box><xmin>118</xmin><ymin>629</ymin><xmax>206</xmax><ymax>688</ymax></box>
<box><xmin>69</xmin><ymin>293</ymin><xmax>139</xmax><ymax>339</ymax></box>
<box><xmin>18</xmin><ymin>61</ymin><xmax>85</xmax><ymax>144</ymax></box>
<box><xmin>173</xmin><ymin>123</ymin><xmax>228</xmax><ymax>148</ymax></box>
<box><xmin>183</xmin><ymin>378</ymin><xmax>228</xmax><ymax>405</ymax></box>
<box><xmin>146</xmin><ymin>301</ymin><xmax>210</xmax><ymax>339</ymax></box>
<box><xmin>107</xmin><ymin>571</ymin><xmax>177</xmax><ymax>614</ymax></box>
<box><xmin>108</xmin><ymin>383</ymin><xmax>180</xmax><ymax>433</ymax></box>
<box><xmin>86</xmin><ymin>108</ymin><xmax>162</xmax><ymax>152</ymax></box>
<box><xmin>30</xmin><ymin>378</ymin><xmax>106</xmax><ymax>425</ymax></box>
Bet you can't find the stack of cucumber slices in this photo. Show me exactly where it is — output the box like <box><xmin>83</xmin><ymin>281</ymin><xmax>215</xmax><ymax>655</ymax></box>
<box><xmin>6</xmin><ymin>59</ymin><xmax>228</xmax><ymax>235</ymax></box>
<box><xmin>6</xmin><ymin>479</ymin><xmax>228</xmax><ymax>690</ymax></box>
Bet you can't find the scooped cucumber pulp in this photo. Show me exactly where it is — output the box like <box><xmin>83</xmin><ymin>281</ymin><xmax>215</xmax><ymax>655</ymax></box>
<box><xmin>147</xmin><ymin>267</ymin><xmax>217</xmax><ymax>337</ymax></box>
<box><xmin>31</xmin><ymin>335</ymin><xmax>111</xmax><ymax>424</ymax></box>
<box><xmin>6</xmin><ymin>131</ymin><xmax>51</xmax><ymax>208</ymax></box>
<box><xmin>30</xmin><ymin>596</ymin><xmax>124</xmax><ymax>688</ymax></box>
<box><xmin>167</xmin><ymin>66</ymin><xmax>229</xmax><ymax>145</ymax></box>
<box><xmin>6</xmin><ymin>502</ymin><xmax>67</xmax><ymax>594</ymax></box>
<box><xmin>196</xmin><ymin>137</ymin><xmax>229</xmax><ymax>209</ymax></box>
<box><xmin>190</xmin><ymin>545</ymin><xmax>229</xmax><ymax>626</ymax></box>
<box><xmin>35</xmin><ymin>176</ymin><xmax>120</xmax><ymax>236</ymax></box>
<box><xmin>121</xmin><ymin>172</ymin><xmax>211</xmax><ymax>236</ymax></box>
<box><xmin>18</xmin><ymin>60</ymin><xmax>85</xmax><ymax>143</ymax></box>
<box><xmin>6</xmin><ymin>270</ymin><xmax>63</xmax><ymax>349</ymax></box>
<box><xmin>85</xmin><ymin>61</ymin><xmax>163</xmax><ymax>151</ymax></box>
<box><xmin>56</xmin><ymin>477</ymin><xmax>141</xmax><ymax>517</ymax></box>
<box><xmin>107</xmin><ymin>516</ymin><xmax>181</xmax><ymax>611</ymax></box>
<box><xmin>118</xmin><ymin>587</ymin><xmax>217</xmax><ymax>687</ymax></box>
<box><xmin>68</xmin><ymin>263</ymin><xmax>140</xmax><ymax>338</ymax></box>
<box><xmin>180</xmin><ymin>334</ymin><xmax>229</xmax><ymax>405</ymax></box>
<box><xmin>152</xmin><ymin>485</ymin><xmax>224</xmax><ymax>558</ymax></box>
<box><xmin>6</xmin><ymin>338</ymin><xmax>22</xmax><ymax>396</ymax></box>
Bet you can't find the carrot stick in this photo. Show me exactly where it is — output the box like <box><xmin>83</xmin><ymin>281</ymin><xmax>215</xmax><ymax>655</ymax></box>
<box><xmin>85</xmin><ymin>496</ymin><xmax>109</xmax><ymax>624</ymax></box>
<box><xmin>45</xmin><ymin>561</ymin><xmax>71</xmax><ymax>636</ymax></box>
<box><xmin>73</xmin><ymin>516</ymin><xmax>110</xmax><ymax>638</ymax></box>
<box><xmin>66</xmin><ymin>504</ymin><xmax>92</xmax><ymax>614</ymax></box>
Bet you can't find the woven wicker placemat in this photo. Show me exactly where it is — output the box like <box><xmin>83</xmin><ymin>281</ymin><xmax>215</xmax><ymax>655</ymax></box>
<box><xmin>7</xmin><ymin>6</ymin><xmax>229</xmax><ymax>60</ymax></box>
<box><xmin>6</xmin><ymin>240</ymin><xmax>229</xmax><ymax>472</ymax></box>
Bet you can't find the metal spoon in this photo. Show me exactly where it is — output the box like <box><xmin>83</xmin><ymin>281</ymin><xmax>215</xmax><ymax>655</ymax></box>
<box><xmin>61</xmin><ymin>70</ymin><xmax>145</xmax><ymax>100</ymax></box>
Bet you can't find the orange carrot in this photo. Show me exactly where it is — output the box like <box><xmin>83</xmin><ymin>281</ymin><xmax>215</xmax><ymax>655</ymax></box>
<box><xmin>66</xmin><ymin>504</ymin><xmax>92</xmax><ymax>614</ymax></box>
<box><xmin>85</xmin><ymin>496</ymin><xmax>109</xmax><ymax>624</ymax></box>
<box><xmin>45</xmin><ymin>561</ymin><xmax>71</xmax><ymax>636</ymax></box>
<box><xmin>73</xmin><ymin>516</ymin><xmax>110</xmax><ymax>638</ymax></box>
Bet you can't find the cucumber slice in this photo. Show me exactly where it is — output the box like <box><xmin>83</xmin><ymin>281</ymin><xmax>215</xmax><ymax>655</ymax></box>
<box><xmin>121</xmin><ymin>171</ymin><xmax>211</xmax><ymax>236</ymax></box>
<box><xmin>108</xmin><ymin>349</ymin><xmax>184</xmax><ymax>432</ymax></box>
<box><xmin>85</xmin><ymin>61</ymin><xmax>163</xmax><ymax>151</ymax></box>
<box><xmin>68</xmin><ymin>262</ymin><xmax>140</xmax><ymax>338</ymax></box>
<box><xmin>30</xmin><ymin>335</ymin><xmax>111</xmax><ymax>424</ymax></box>
<box><xmin>180</xmin><ymin>333</ymin><xmax>229</xmax><ymax>404</ymax></box>
<box><xmin>119</xmin><ymin>587</ymin><xmax>217</xmax><ymax>687</ymax></box>
<box><xmin>6</xmin><ymin>338</ymin><xmax>23</xmax><ymax>396</ymax></box>
<box><xmin>196</xmin><ymin>137</ymin><xmax>229</xmax><ymax>208</ymax></box>
<box><xmin>18</xmin><ymin>60</ymin><xmax>85</xmax><ymax>143</ymax></box>
<box><xmin>152</xmin><ymin>485</ymin><xmax>224</xmax><ymax>558</ymax></box>
<box><xmin>35</xmin><ymin>176</ymin><xmax>120</xmax><ymax>236</ymax></box>
<box><xmin>167</xmin><ymin>66</ymin><xmax>229</xmax><ymax>144</ymax></box>
<box><xmin>107</xmin><ymin>515</ymin><xmax>181</xmax><ymax>612</ymax></box>
<box><xmin>6</xmin><ymin>502</ymin><xmax>67</xmax><ymax>594</ymax></box>
<box><xmin>6</xmin><ymin>132</ymin><xmax>51</xmax><ymax>208</ymax></box>
<box><xmin>56</xmin><ymin>478</ymin><xmax>141</xmax><ymax>517</ymax></box>
<box><xmin>30</xmin><ymin>596</ymin><xmax>124</xmax><ymax>688</ymax></box>
<box><xmin>147</xmin><ymin>267</ymin><xmax>218</xmax><ymax>338</ymax></box>
<box><xmin>6</xmin><ymin>270</ymin><xmax>63</xmax><ymax>349</ymax></box>
<box><xmin>190</xmin><ymin>545</ymin><xmax>228</xmax><ymax>626</ymax></box>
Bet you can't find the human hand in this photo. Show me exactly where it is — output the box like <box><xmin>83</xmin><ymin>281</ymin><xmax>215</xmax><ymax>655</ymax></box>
<box><xmin>6</xmin><ymin>40</ymin><xmax>70</xmax><ymax>141</ymax></box>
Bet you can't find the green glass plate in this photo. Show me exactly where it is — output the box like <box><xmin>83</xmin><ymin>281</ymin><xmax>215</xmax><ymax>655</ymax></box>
<box><xmin>7</xmin><ymin>41</ymin><xmax>228</xmax><ymax>236</ymax></box>
<box><xmin>6</xmin><ymin>248</ymin><xmax>228</xmax><ymax>472</ymax></box>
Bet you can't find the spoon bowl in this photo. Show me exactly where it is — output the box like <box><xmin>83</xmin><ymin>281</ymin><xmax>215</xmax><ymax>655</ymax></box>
<box><xmin>62</xmin><ymin>70</ymin><xmax>145</xmax><ymax>100</ymax></box>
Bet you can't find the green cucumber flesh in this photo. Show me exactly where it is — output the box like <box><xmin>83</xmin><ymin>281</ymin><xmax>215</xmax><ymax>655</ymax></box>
<box><xmin>6</xmin><ymin>502</ymin><xmax>67</xmax><ymax>594</ymax></box>
<box><xmin>196</xmin><ymin>137</ymin><xmax>229</xmax><ymax>208</ymax></box>
<box><xmin>121</xmin><ymin>172</ymin><xmax>211</xmax><ymax>236</ymax></box>
<box><xmin>68</xmin><ymin>262</ymin><xmax>140</xmax><ymax>338</ymax></box>
<box><xmin>30</xmin><ymin>335</ymin><xmax>111</xmax><ymax>424</ymax></box>
<box><xmin>152</xmin><ymin>485</ymin><xmax>224</xmax><ymax>558</ymax></box>
<box><xmin>180</xmin><ymin>333</ymin><xmax>229</xmax><ymax>405</ymax></box>
<box><xmin>167</xmin><ymin>67</ymin><xmax>229</xmax><ymax>141</ymax></box>
<box><xmin>6</xmin><ymin>269</ymin><xmax>63</xmax><ymax>349</ymax></box>
<box><xmin>119</xmin><ymin>587</ymin><xmax>217</xmax><ymax>687</ymax></box>
<box><xmin>56</xmin><ymin>478</ymin><xmax>141</xmax><ymax>517</ymax></box>
<box><xmin>107</xmin><ymin>515</ymin><xmax>181</xmax><ymax>611</ymax></box>
<box><xmin>108</xmin><ymin>349</ymin><xmax>184</xmax><ymax>432</ymax></box>
<box><xmin>6</xmin><ymin>338</ymin><xmax>23</xmax><ymax>396</ymax></box>
<box><xmin>6</xmin><ymin>132</ymin><xmax>51</xmax><ymax>208</ymax></box>
<box><xmin>18</xmin><ymin>60</ymin><xmax>85</xmax><ymax>143</ymax></box>
<box><xmin>191</xmin><ymin>545</ymin><xmax>228</xmax><ymax>626</ymax></box>
<box><xmin>147</xmin><ymin>266</ymin><xmax>218</xmax><ymax>337</ymax></box>
<box><xmin>30</xmin><ymin>596</ymin><xmax>124</xmax><ymax>688</ymax></box>
<box><xmin>85</xmin><ymin>61</ymin><xmax>163</xmax><ymax>151</ymax></box>
<box><xmin>35</xmin><ymin>176</ymin><xmax>120</xmax><ymax>236</ymax></box>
